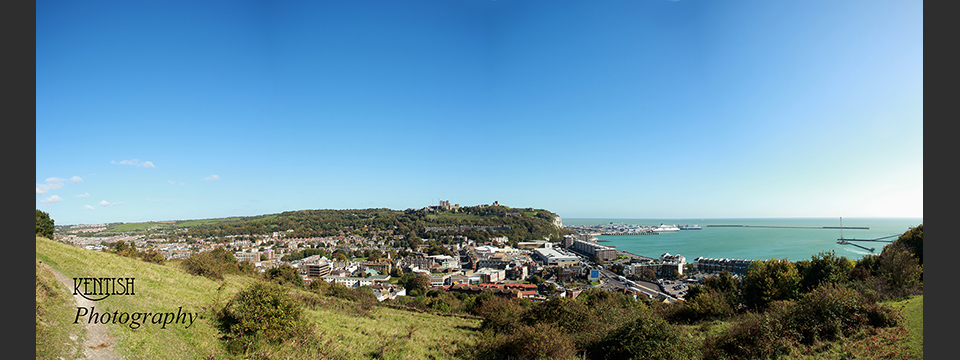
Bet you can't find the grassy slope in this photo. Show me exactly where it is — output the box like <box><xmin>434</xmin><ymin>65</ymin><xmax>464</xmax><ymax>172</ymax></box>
<box><xmin>36</xmin><ymin>236</ymin><xmax>479</xmax><ymax>359</ymax></box>
<box><xmin>36</xmin><ymin>258</ymin><xmax>85</xmax><ymax>360</ymax></box>
<box><xmin>104</xmin><ymin>217</ymin><xmax>245</xmax><ymax>232</ymax></box>
<box><xmin>885</xmin><ymin>295</ymin><xmax>923</xmax><ymax>359</ymax></box>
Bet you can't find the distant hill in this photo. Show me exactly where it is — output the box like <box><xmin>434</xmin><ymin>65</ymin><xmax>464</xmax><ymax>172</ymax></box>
<box><xmin>98</xmin><ymin>204</ymin><xmax>571</xmax><ymax>245</ymax></box>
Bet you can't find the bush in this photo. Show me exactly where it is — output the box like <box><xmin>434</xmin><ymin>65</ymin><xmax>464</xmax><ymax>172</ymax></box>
<box><xmin>472</xmin><ymin>323</ymin><xmax>578</xmax><ymax>360</ymax></box>
<box><xmin>786</xmin><ymin>283</ymin><xmax>901</xmax><ymax>345</ymax></box>
<box><xmin>702</xmin><ymin>309</ymin><xmax>796</xmax><ymax>360</ymax></box>
<box><xmin>667</xmin><ymin>288</ymin><xmax>737</xmax><ymax>324</ymax></box>
<box><xmin>263</xmin><ymin>264</ymin><xmax>303</xmax><ymax>287</ymax></box>
<box><xmin>138</xmin><ymin>249</ymin><xmax>166</xmax><ymax>264</ymax></box>
<box><xmin>703</xmin><ymin>284</ymin><xmax>904</xmax><ymax>359</ymax></box>
<box><xmin>215</xmin><ymin>281</ymin><xmax>313</xmax><ymax>354</ymax></box>
<box><xmin>181</xmin><ymin>247</ymin><xmax>241</xmax><ymax>280</ymax></box>
<box><xmin>474</xmin><ymin>296</ymin><xmax>524</xmax><ymax>332</ymax></box>
<box><xmin>588</xmin><ymin>310</ymin><xmax>697</xmax><ymax>360</ymax></box>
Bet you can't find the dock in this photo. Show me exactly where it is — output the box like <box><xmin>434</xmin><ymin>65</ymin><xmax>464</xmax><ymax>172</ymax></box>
<box><xmin>837</xmin><ymin>240</ymin><xmax>875</xmax><ymax>252</ymax></box>
<box><xmin>705</xmin><ymin>225</ymin><xmax>869</xmax><ymax>230</ymax></box>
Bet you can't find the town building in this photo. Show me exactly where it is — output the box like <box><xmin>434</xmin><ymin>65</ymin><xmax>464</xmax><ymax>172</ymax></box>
<box><xmin>321</xmin><ymin>274</ymin><xmax>391</xmax><ymax>288</ymax></box>
<box><xmin>474</xmin><ymin>268</ymin><xmax>506</xmax><ymax>283</ymax></box>
<box><xmin>532</xmin><ymin>245</ymin><xmax>580</xmax><ymax>267</ymax></box>
<box><xmin>370</xmin><ymin>283</ymin><xmax>406</xmax><ymax>301</ymax></box>
<box><xmin>444</xmin><ymin>284</ymin><xmax>521</xmax><ymax>299</ymax></box>
<box><xmin>304</xmin><ymin>262</ymin><xmax>332</xmax><ymax>279</ymax></box>
<box><xmin>693</xmin><ymin>257</ymin><xmax>755</xmax><ymax>275</ymax></box>
<box><xmin>571</xmin><ymin>239</ymin><xmax>617</xmax><ymax>262</ymax></box>
<box><xmin>362</xmin><ymin>260</ymin><xmax>393</xmax><ymax>275</ymax></box>
<box><xmin>235</xmin><ymin>251</ymin><xmax>260</xmax><ymax>264</ymax></box>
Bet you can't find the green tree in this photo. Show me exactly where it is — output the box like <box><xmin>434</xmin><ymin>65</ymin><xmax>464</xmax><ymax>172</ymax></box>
<box><xmin>702</xmin><ymin>271</ymin><xmax>739</xmax><ymax>295</ymax></box>
<box><xmin>525</xmin><ymin>275</ymin><xmax>544</xmax><ymax>285</ymax></box>
<box><xmin>138</xmin><ymin>249</ymin><xmax>166</xmax><ymax>265</ymax></box>
<box><xmin>264</xmin><ymin>264</ymin><xmax>304</xmax><ymax>287</ymax></box>
<box><xmin>742</xmin><ymin>258</ymin><xmax>800</xmax><ymax>310</ymax></box>
<box><xmin>796</xmin><ymin>250</ymin><xmax>855</xmax><ymax>292</ymax></box>
<box><xmin>398</xmin><ymin>272</ymin><xmax>431</xmax><ymax>296</ymax></box>
<box><xmin>36</xmin><ymin>209</ymin><xmax>54</xmax><ymax>239</ymax></box>
<box><xmin>877</xmin><ymin>242</ymin><xmax>922</xmax><ymax>290</ymax></box>
<box><xmin>181</xmin><ymin>246</ymin><xmax>240</xmax><ymax>280</ymax></box>
<box><xmin>893</xmin><ymin>224</ymin><xmax>923</xmax><ymax>265</ymax></box>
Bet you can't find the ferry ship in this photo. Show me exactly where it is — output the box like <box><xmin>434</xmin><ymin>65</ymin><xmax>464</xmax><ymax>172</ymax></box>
<box><xmin>653</xmin><ymin>224</ymin><xmax>680</xmax><ymax>232</ymax></box>
<box><xmin>679</xmin><ymin>224</ymin><xmax>702</xmax><ymax>230</ymax></box>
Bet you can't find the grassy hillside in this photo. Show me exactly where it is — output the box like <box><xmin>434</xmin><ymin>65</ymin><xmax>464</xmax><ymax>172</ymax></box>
<box><xmin>36</xmin><ymin>258</ymin><xmax>85</xmax><ymax>360</ymax></box>
<box><xmin>885</xmin><ymin>295</ymin><xmax>923</xmax><ymax>359</ymax></box>
<box><xmin>103</xmin><ymin>217</ymin><xmax>246</xmax><ymax>233</ymax></box>
<box><xmin>35</xmin><ymin>236</ymin><xmax>480</xmax><ymax>359</ymax></box>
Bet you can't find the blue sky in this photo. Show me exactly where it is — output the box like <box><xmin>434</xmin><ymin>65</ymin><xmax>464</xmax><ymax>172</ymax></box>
<box><xmin>37</xmin><ymin>0</ymin><xmax>923</xmax><ymax>225</ymax></box>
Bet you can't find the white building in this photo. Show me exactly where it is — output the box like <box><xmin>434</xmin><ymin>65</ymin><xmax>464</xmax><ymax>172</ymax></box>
<box><xmin>428</xmin><ymin>254</ymin><xmax>459</xmax><ymax>269</ymax></box>
<box><xmin>321</xmin><ymin>274</ymin><xmax>391</xmax><ymax>288</ymax></box>
<box><xmin>532</xmin><ymin>247</ymin><xmax>580</xmax><ymax>267</ymax></box>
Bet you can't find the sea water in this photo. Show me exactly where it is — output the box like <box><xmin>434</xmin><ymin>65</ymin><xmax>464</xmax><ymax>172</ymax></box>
<box><xmin>561</xmin><ymin>218</ymin><xmax>923</xmax><ymax>263</ymax></box>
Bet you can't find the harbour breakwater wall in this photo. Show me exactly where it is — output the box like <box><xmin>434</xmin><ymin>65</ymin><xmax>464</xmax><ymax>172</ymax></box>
<box><xmin>705</xmin><ymin>225</ymin><xmax>869</xmax><ymax>230</ymax></box>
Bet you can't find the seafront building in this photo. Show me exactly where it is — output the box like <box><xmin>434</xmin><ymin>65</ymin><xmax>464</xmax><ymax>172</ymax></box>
<box><xmin>562</xmin><ymin>234</ymin><xmax>617</xmax><ymax>262</ymax></box>
<box><xmin>693</xmin><ymin>256</ymin><xmax>754</xmax><ymax>275</ymax></box>
<box><xmin>571</xmin><ymin>239</ymin><xmax>617</xmax><ymax>262</ymax></box>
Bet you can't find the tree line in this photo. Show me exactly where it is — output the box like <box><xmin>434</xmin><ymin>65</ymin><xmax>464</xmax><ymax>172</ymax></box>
<box><xmin>181</xmin><ymin>206</ymin><xmax>572</xmax><ymax>244</ymax></box>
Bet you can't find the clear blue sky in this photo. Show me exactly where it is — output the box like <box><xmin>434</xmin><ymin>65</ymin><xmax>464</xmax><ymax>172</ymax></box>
<box><xmin>37</xmin><ymin>0</ymin><xmax>923</xmax><ymax>225</ymax></box>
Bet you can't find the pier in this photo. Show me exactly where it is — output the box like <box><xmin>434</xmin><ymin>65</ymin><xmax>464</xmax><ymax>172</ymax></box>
<box><xmin>837</xmin><ymin>240</ymin><xmax>875</xmax><ymax>252</ymax></box>
<box><xmin>705</xmin><ymin>225</ymin><xmax>869</xmax><ymax>230</ymax></box>
<box><xmin>834</xmin><ymin>233</ymin><xmax>897</xmax><ymax>253</ymax></box>
<box><xmin>836</xmin><ymin>234</ymin><xmax>897</xmax><ymax>242</ymax></box>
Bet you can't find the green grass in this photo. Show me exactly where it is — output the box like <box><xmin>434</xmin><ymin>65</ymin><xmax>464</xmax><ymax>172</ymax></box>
<box><xmin>307</xmin><ymin>299</ymin><xmax>479</xmax><ymax>359</ymax></box>
<box><xmin>884</xmin><ymin>295</ymin><xmax>923</xmax><ymax>359</ymax></box>
<box><xmin>104</xmin><ymin>222</ymin><xmax>174</xmax><ymax>232</ymax></box>
<box><xmin>37</xmin><ymin>236</ymin><xmax>241</xmax><ymax>359</ymax></box>
<box><xmin>175</xmin><ymin>217</ymin><xmax>244</xmax><ymax>227</ymax></box>
<box><xmin>103</xmin><ymin>217</ymin><xmax>245</xmax><ymax>232</ymax></box>
<box><xmin>36</xmin><ymin>236</ymin><xmax>479</xmax><ymax>359</ymax></box>
<box><xmin>36</xmin><ymin>258</ymin><xmax>85</xmax><ymax>360</ymax></box>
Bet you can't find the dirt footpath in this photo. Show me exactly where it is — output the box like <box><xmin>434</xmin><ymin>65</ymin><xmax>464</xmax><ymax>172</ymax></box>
<box><xmin>45</xmin><ymin>263</ymin><xmax>124</xmax><ymax>360</ymax></box>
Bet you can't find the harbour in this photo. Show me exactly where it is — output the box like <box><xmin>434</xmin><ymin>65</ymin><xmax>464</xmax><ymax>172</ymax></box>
<box><xmin>562</xmin><ymin>218</ymin><xmax>921</xmax><ymax>263</ymax></box>
<box><xmin>705</xmin><ymin>225</ymin><xmax>870</xmax><ymax>229</ymax></box>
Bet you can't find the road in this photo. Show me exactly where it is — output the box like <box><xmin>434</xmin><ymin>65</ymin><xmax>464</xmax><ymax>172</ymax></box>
<box><xmin>593</xmin><ymin>267</ymin><xmax>677</xmax><ymax>303</ymax></box>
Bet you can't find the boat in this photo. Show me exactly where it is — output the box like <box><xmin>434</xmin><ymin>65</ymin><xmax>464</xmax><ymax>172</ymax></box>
<box><xmin>653</xmin><ymin>224</ymin><xmax>680</xmax><ymax>232</ymax></box>
<box><xmin>679</xmin><ymin>224</ymin><xmax>702</xmax><ymax>230</ymax></box>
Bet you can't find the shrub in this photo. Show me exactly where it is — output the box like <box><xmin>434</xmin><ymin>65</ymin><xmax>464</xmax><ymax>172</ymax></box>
<box><xmin>181</xmin><ymin>247</ymin><xmax>239</xmax><ymax>280</ymax></box>
<box><xmin>474</xmin><ymin>296</ymin><xmax>524</xmax><ymax>332</ymax></box>
<box><xmin>263</xmin><ymin>264</ymin><xmax>304</xmax><ymax>287</ymax></box>
<box><xmin>214</xmin><ymin>281</ymin><xmax>313</xmax><ymax>354</ymax></box>
<box><xmin>668</xmin><ymin>288</ymin><xmax>736</xmax><ymax>324</ymax></box>
<box><xmin>786</xmin><ymin>283</ymin><xmax>901</xmax><ymax>345</ymax></box>
<box><xmin>472</xmin><ymin>323</ymin><xmax>577</xmax><ymax>360</ymax></box>
<box><xmin>138</xmin><ymin>249</ymin><xmax>166</xmax><ymax>264</ymax></box>
<box><xmin>703</xmin><ymin>284</ymin><xmax>904</xmax><ymax>359</ymax></box>
<box><xmin>588</xmin><ymin>310</ymin><xmax>696</xmax><ymax>360</ymax></box>
<box><xmin>702</xmin><ymin>310</ymin><xmax>796</xmax><ymax>360</ymax></box>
